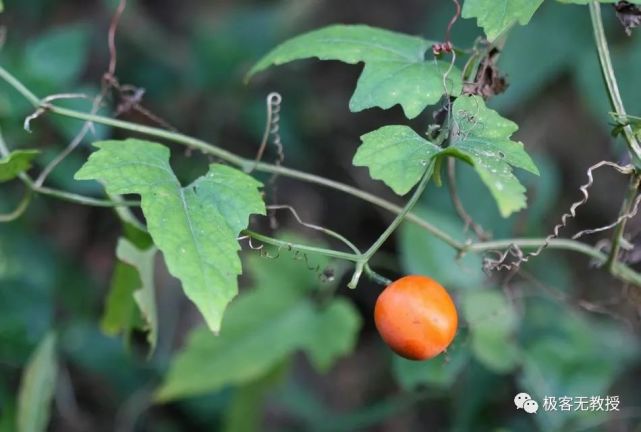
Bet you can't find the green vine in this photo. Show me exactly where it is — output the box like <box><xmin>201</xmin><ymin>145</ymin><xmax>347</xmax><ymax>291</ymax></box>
<box><xmin>2</xmin><ymin>44</ymin><xmax>641</xmax><ymax>286</ymax></box>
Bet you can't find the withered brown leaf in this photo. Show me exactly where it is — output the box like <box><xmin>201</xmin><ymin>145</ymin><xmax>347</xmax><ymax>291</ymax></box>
<box><xmin>615</xmin><ymin>1</ymin><xmax>641</xmax><ymax>36</ymax></box>
<box><xmin>462</xmin><ymin>47</ymin><xmax>508</xmax><ymax>99</ymax></box>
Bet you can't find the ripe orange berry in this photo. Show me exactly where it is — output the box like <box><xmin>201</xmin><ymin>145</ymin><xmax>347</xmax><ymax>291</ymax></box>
<box><xmin>374</xmin><ymin>275</ymin><xmax>458</xmax><ymax>361</ymax></box>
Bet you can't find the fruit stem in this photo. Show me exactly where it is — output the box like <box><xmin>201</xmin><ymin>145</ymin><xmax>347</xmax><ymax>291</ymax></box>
<box><xmin>364</xmin><ymin>265</ymin><xmax>393</xmax><ymax>286</ymax></box>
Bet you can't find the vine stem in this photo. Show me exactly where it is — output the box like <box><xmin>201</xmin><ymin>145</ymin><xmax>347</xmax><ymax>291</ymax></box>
<box><xmin>244</xmin><ymin>230</ymin><xmax>360</xmax><ymax>262</ymax></box>
<box><xmin>589</xmin><ymin>2</ymin><xmax>641</xmax><ymax>270</ymax></box>
<box><xmin>0</xmin><ymin>190</ymin><xmax>32</xmax><ymax>222</ymax></box>
<box><xmin>605</xmin><ymin>174</ymin><xmax>641</xmax><ymax>271</ymax></box>
<box><xmin>589</xmin><ymin>2</ymin><xmax>641</xmax><ymax>164</ymax></box>
<box><xmin>466</xmin><ymin>238</ymin><xmax>641</xmax><ymax>286</ymax></box>
<box><xmin>2</xmin><ymin>66</ymin><xmax>641</xmax><ymax>287</ymax></box>
<box><xmin>0</xmin><ymin>127</ymin><xmax>139</xmax><ymax>207</ymax></box>
<box><xmin>363</xmin><ymin>169</ymin><xmax>432</xmax><ymax>259</ymax></box>
<box><xmin>0</xmin><ymin>65</ymin><xmax>462</xmax><ymax>248</ymax></box>
<box><xmin>349</xmin><ymin>167</ymin><xmax>433</xmax><ymax>288</ymax></box>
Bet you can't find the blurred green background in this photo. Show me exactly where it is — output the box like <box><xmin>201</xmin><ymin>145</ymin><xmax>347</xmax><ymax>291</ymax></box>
<box><xmin>1</xmin><ymin>0</ymin><xmax>641</xmax><ymax>431</ymax></box>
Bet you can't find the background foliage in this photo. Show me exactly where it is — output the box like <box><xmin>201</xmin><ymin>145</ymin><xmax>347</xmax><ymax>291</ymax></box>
<box><xmin>1</xmin><ymin>0</ymin><xmax>641</xmax><ymax>431</ymax></box>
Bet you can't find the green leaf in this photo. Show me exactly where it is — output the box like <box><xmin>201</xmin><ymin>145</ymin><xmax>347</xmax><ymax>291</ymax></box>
<box><xmin>393</xmin><ymin>344</ymin><xmax>469</xmax><ymax>389</ymax></box>
<box><xmin>102</xmin><ymin>238</ymin><xmax>158</xmax><ymax>353</ymax></box>
<box><xmin>493</xmin><ymin>1</ymin><xmax>592</xmax><ymax>111</ymax></box>
<box><xmin>17</xmin><ymin>333</ymin><xmax>57</xmax><ymax>432</ymax></box>
<box><xmin>470</xmin><ymin>331</ymin><xmax>521</xmax><ymax>373</ymax></box>
<box><xmin>354</xmin><ymin>126</ymin><xmax>441</xmax><ymax>195</ymax></box>
<box><xmin>300</xmin><ymin>299</ymin><xmax>362</xmax><ymax>371</ymax></box>
<box><xmin>349</xmin><ymin>59</ymin><xmax>461</xmax><ymax>119</ymax></box>
<box><xmin>75</xmin><ymin>139</ymin><xmax>266</xmax><ymax>333</ymax></box>
<box><xmin>25</xmin><ymin>24</ymin><xmax>90</xmax><ymax>86</ymax></box>
<box><xmin>155</xmin><ymin>251</ymin><xmax>362</xmax><ymax>401</ymax></box>
<box><xmin>0</xmin><ymin>150</ymin><xmax>39</xmax><ymax>183</ymax></box>
<box><xmin>157</xmin><ymin>299</ymin><xmax>359</xmax><ymax>401</ymax></box>
<box><xmin>0</xmin><ymin>1</ymin><xmax>4</xmax><ymax>13</ymax></box>
<box><xmin>461</xmin><ymin>290</ymin><xmax>520</xmax><ymax>373</ymax></box>
<box><xmin>355</xmin><ymin>97</ymin><xmax>537</xmax><ymax>214</ymax></box>
<box><xmin>448</xmin><ymin>95</ymin><xmax>539</xmax><ymax>217</ymax></box>
<box><xmin>462</xmin><ymin>0</ymin><xmax>544</xmax><ymax>41</ymax></box>
<box><xmin>355</xmin><ymin>97</ymin><xmax>537</xmax><ymax>215</ymax></box>
<box><xmin>248</xmin><ymin>24</ymin><xmax>462</xmax><ymax>119</ymax></box>
<box><xmin>101</xmin><ymin>261</ymin><xmax>139</xmax><ymax>336</ymax></box>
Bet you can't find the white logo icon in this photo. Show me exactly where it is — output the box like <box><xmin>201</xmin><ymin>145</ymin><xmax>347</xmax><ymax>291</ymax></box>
<box><xmin>515</xmin><ymin>392</ymin><xmax>538</xmax><ymax>414</ymax></box>
<box><xmin>523</xmin><ymin>399</ymin><xmax>539</xmax><ymax>414</ymax></box>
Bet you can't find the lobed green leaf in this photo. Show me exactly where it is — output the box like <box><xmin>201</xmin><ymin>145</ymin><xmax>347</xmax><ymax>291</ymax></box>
<box><xmin>354</xmin><ymin>126</ymin><xmax>441</xmax><ymax>195</ymax></box>
<box><xmin>75</xmin><ymin>139</ymin><xmax>266</xmax><ymax>333</ymax></box>
<box><xmin>0</xmin><ymin>150</ymin><xmax>39</xmax><ymax>183</ymax></box>
<box><xmin>156</xmin><ymin>250</ymin><xmax>362</xmax><ymax>401</ymax></box>
<box><xmin>355</xmin><ymin>96</ymin><xmax>537</xmax><ymax>216</ymax></box>
<box><xmin>462</xmin><ymin>0</ymin><xmax>544</xmax><ymax>41</ymax></box>
<box><xmin>248</xmin><ymin>24</ymin><xmax>461</xmax><ymax>119</ymax></box>
<box><xmin>448</xmin><ymin>95</ymin><xmax>539</xmax><ymax>217</ymax></box>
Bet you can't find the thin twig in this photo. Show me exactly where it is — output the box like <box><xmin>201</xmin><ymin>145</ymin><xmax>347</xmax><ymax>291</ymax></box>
<box><xmin>108</xmin><ymin>0</ymin><xmax>127</xmax><ymax>77</ymax></box>
<box><xmin>24</xmin><ymin>93</ymin><xmax>89</xmax><ymax>132</ymax></box>
<box><xmin>266</xmin><ymin>204</ymin><xmax>360</xmax><ymax>252</ymax></box>
<box><xmin>447</xmin><ymin>158</ymin><xmax>490</xmax><ymax>240</ymax></box>
<box><xmin>35</xmin><ymin>96</ymin><xmax>103</xmax><ymax>187</ymax></box>
<box><xmin>0</xmin><ymin>190</ymin><xmax>32</xmax><ymax>222</ymax></box>
<box><xmin>32</xmin><ymin>0</ymin><xmax>128</xmax><ymax>187</ymax></box>
<box><xmin>0</xmin><ymin>127</ymin><xmax>138</xmax><ymax>208</ymax></box>
<box><xmin>445</xmin><ymin>0</ymin><xmax>461</xmax><ymax>46</ymax></box>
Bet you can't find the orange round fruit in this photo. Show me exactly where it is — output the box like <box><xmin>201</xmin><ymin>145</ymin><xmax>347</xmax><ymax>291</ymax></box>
<box><xmin>374</xmin><ymin>275</ymin><xmax>458</xmax><ymax>360</ymax></box>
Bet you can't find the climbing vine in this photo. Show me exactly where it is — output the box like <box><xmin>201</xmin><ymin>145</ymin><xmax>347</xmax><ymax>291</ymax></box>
<box><xmin>2</xmin><ymin>0</ymin><xmax>641</xmax><ymax>427</ymax></box>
